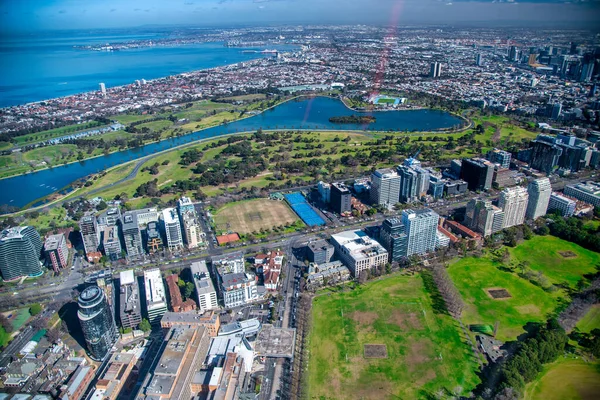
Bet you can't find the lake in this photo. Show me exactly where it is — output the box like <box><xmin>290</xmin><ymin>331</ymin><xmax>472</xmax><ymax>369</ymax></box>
<box><xmin>0</xmin><ymin>96</ymin><xmax>464</xmax><ymax>208</ymax></box>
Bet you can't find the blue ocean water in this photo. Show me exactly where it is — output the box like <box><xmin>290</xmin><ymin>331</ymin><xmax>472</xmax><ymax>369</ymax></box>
<box><xmin>0</xmin><ymin>31</ymin><xmax>294</xmax><ymax>107</ymax></box>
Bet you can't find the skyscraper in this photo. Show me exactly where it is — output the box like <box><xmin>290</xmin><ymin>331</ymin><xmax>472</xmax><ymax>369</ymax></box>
<box><xmin>509</xmin><ymin>46</ymin><xmax>518</xmax><ymax>62</ymax></box>
<box><xmin>498</xmin><ymin>186</ymin><xmax>529</xmax><ymax>228</ymax></box>
<box><xmin>379</xmin><ymin>218</ymin><xmax>408</xmax><ymax>262</ymax></box>
<box><xmin>460</xmin><ymin>158</ymin><xmax>494</xmax><ymax>191</ymax></box>
<box><xmin>102</xmin><ymin>225</ymin><xmax>122</xmax><ymax>261</ymax></box>
<box><xmin>330</xmin><ymin>182</ymin><xmax>352</xmax><ymax>214</ymax></box>
<box><xmin>78</xmin><ymin>285</ymin><xmax>118</xmax><ymax>361</ymax></box>
<box><xmin>464</xmin><ymin>198</ymin><xmax>504</xmax><ymax>237</ymax></box>
<box><xmin>161</xmin><ymin>208</ymin><xmax>183</xmax><ymax>251</ymax></box>
<box><xmin>397</xmin><ymin>165</ymin><xmax>418</xmax><ymax>203</ymax></box>
<box><xmin>370</xmin><ymin>168</ymin><xmax>400</xmax><ymax>208</ymax></box>
<box><xmin>79</xmin><ymin>215</ymin><xmax>100</xmax><ymax>256</ymax></box>
<box><xmin>401</xmin><ymin>209</ymin><xmax>439</xmax><ymax>257</ymax></box>
<box><xmin>0</xmin><ymin>226</ymin><xmax>43</xmax><ymax>282</ymax></box>
<box><xmin>99</xmin><ymin>82</ymin><xmax>106</xmax><ymax>96</ymax></box>
<box><xmin>551</xmin><ymin>103</ymin><xmax>562</xmax><ymax>119</ymax></box>
<box><xmin>526</xmin><ymin>178</ymin><xmax>552</xmax><ymax>220</ymax></box>
<box><xmin>121</xmin><ymin>212</ymin><xmax>144</xmax><ymax>259</ymax></box>
<box><xmin>429</xmin><ymin>62</ymin><xmax>442</xmax><ymax>78</ymax></box>
<box><xmin>528</xmin><ymin>138</ymin><xmax>563</xmax><ymax>174</ymax></box>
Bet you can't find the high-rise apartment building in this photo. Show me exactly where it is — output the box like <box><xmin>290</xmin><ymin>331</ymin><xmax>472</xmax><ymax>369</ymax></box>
<box><xmin>78</xmin><ymin>285</ymin><xmax>118</xmax><ymax>361</ymax></box>
<box><xmin>464</xmin><ymin>198</ymin><xmax>504</xmax><ymax>237</ymax></box>
<box><xmin>498</xmin><ymin>186</ymin><xmax>529</xmax><ymax>228</ymax></box>
<box><xmin>486</xmin><ymin>148</ymin><xmax>512</xmax><ymax>169</ymax></box>
<box><xmin>161</xmin><ymin>208</ymin><xmax>183</xmax><ymax>251</ymax></box>
<box><xmin>330</xmin><ymin>182</ymin><xmax>352</xmax><ymax>214</ymax></box>
<box><xmin>79</xmin><ymin>215</ymin><xmax>100</xmax><ymax>256</ymax></box>
<box><xmin>119</xmin><ymin>270</ymin><xmax>142</xmax><ymax>330</ymax></box>
<box><xmin>144</xmin><ymin>268</ymin><xmax>168</xmax><ymax>325</ymax></box>
<box><xmin>526</xmin><ymin>178</ymin><xmax>552</xmax><ymax>220</ymax></box>
<box><xmin>401</xmin><ymin>209</ymin><xmax>439</xmax><ymax>257</ymax></box>
<box><xmin>0</xmin><ymin>226</ymin><xmax>43</xmax><ymax>281</ymax></box>
<box><xmin>99</xmin><ymin>82</ymin><xmax>106</xmax><ymax>96</ymax></box>
<box><xmin>177</xmin><ymin>197</ymin><xmax>205</xmax><ymax>249</ymax></box>
<box><xmin>429</xmin><ymin>62</ymin><xmax>442</xmax><ymax>78</ymax></box>
<box><xmin>370</xmin><ymin>168</ymin><xmax>400</xmax><ymax>207</ymax></box>
<box><xmin>379</xmin><ymin>218</ymin><xmax>408</xmax><ymax>262</ymax></box>
<box><xmin>121</xmin><ymin>212</ymin><xmax>144</xmax><ymax>259</ymax></box>
<box><xmin>44</xmin><ymin>233</ymin><xmax>69</xmax><ymax>272</ymax></box>
<box><xmin>460</xmin><ymin>158</ymin><xmax>494</xmax><ymax>191</ymax></box>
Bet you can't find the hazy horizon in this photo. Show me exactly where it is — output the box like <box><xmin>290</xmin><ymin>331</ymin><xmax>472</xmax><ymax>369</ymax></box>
<box><xmin>1</xmin><ymin>0</ymin><xmax>600</xmax><ymax>34</ymax></box>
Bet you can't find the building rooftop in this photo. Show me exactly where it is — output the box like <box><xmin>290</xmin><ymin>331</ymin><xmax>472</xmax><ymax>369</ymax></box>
<box><xmin>190</xmin><ymin>261</ymin><xmax>217</xmax><ymax>296</ymax></box>
<box><xmin>120</xmin><ymin>269</ymin><xmax>135</xmax><ymax>286</ymax></box>
<box><xmin>43</xmin><ymin>234</ymin><xmax>64</xmax><ymax>251</ymax></box>
<box><xmin>144</xmin><ymin>269</ymin><xmax>166</xmax><ymax>308</ymax></box>
<box><xmin>330</xmin><ymin>230</ymin><xmax>388</xmax><ymax>262</ymax></box>
<box><xmin>162</xmin><ymin>208</ymin><xmax>179</xmax><ymax>225</ymax></box>
<box><xmin>0</xmin><ymin>226</ymin><xmax>32</xmax><ymax>241</ymax></box>
<box><xmin>121</xmin><ymin>212</ymin><xmax>139</xmax><ymax>230</ymax></box>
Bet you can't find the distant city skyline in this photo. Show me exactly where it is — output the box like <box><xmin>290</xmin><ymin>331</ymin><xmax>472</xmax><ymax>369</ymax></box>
<box><xmin>1</xmin><ymin>0</ymin><xmax>600</xmax><ymax>33</ymax></box>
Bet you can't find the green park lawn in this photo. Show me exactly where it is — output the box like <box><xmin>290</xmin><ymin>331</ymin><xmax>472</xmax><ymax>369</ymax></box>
<box><xmin>0</xmin><ymin>141</ymin><xmax>12</xmax><ymax>151</ymax></box>
<box><xmin>0</xmin><ymin>326</ymin><xmax>9</xmax><ymax>348</ymax></box>
<box><xmin>111</xmin><ymin>114</ymin><xmax>154</xmax><ymax>124</ymax></box>
<box><xmin>510</xmin><ymin>235</ymin><xmax>600</xmax><ymax>288</ymax></box>
<box><xmin>13</xmin><ymin>121</ymin><xmax>105</xmax><ymax>145</ymax></box>
<box><xmin>308</xmin><ymin>274</ymin><xmax>480</xmax><ymax>400</ymax></box>
<box><xmin>448</xmin><ymin>255</ymin><xmax>560</xmax><ymax>342</ymax></box>
<box><xmin>576</xmin><ymin>305</ymin><xmax>600</xmax><ymax>333</ymax></box>
<box><xmin>523</xmin><ymin>358</ymin><xmax>600</xmax><ymax>400</ymax></box>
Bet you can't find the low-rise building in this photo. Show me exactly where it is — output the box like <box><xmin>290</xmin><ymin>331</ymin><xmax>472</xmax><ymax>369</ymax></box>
<box><xmin>563</xmin><ymin>181</ymin><xmax>600</xmax><ymax>207</ymax></box>
<box><xmin>89</xmin><ymin>352</ymin><xmax>138</xmax><ymax>400</ymax></box>
<box><xmin>219</xmin><ymin>273</ymin><xmax>259</xmax><ymax>309</ymax></box>
<box><xmin>58</xmin><ymin>364</ymin><xmax>94</xmax><ymax>400</ymax></box>
<box><xmin>119</xmin><ymin>270</ymin><xmax>142</xmax><ymax>330</ymax></box>
<box><xmin>306</xmin><ymin>240</ymin><xmax>334</xmax><ymax>264</ymax></box>
<box><xmin>547</xmin><ymin>192</ymin><xmax>577</xmax><ymax>217</ymax></box>
<box><xmin>160</xmin><ymin>311</ymin><xmax>221</xmax><ymax>337</ymax></box>
<box><xmin>330</xmin><ymin>230</ymin><xmax>388</xmax><ymax>277</ymax></box>
<box><xmin>166</xmin><ymin>274</ymin><xmax>197</xmax><ymax>313</ymax></box>
<box><xmin>306</xmin><ymin>260</ymin><xmax>351</xmax><ymax>288</ymax></box>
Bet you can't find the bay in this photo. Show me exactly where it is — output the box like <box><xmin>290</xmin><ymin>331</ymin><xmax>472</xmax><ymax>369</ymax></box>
<box><xmin>0</xmin><ymin>96</ymin><xmax>463</xmax><ymax>208</ymax></box>
<box><xmin>0</xmin><ymin>32</ymin><xmax>294</xmax><ymax>107</ymax></box>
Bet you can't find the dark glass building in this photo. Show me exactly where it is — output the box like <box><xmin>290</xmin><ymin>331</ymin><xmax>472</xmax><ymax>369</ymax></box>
<box><xmin>330</xmin><ymin>182</ymin><xmax>352</xmax><ymax>214</ymax></box>
<box><xmin>379</xmin><ymin>218</ymin><xmax>408</xmax><ymax>262</ymax></box>
<box><xmin>78</xmin><ymin>285</ymin><xmax>118</xmax><ymax>361</ymax></box>
<box><xmin>460</xmin><ymin>158</ymin><xmax>494</xmax><ymax>192</ymax></box>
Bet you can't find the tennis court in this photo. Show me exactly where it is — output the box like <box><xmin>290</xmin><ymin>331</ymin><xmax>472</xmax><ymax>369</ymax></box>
<box><xmin>285</xmin><ymin>192</ymin><xmax>325</xmax><ymax>226</ymax></box>
<box><xmin>284</xmin><ymin>193</ymin><xmax>326</xmax><ymax>226</ymax></box>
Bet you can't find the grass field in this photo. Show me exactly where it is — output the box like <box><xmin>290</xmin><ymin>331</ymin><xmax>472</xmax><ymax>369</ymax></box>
<box><xmin>523</xmin><ymin>358</ymin><xmax>600</xmax><ymax>400</ymax></box>
<box><xmin>448</xmin><ymin>256</ymin><xmax>560</xmax><ymax>342</ymax></box>
<box><xmin>308</xmin><ymin>274</ymin><xmax>480</xmax><ymax>399</ymax></box>
<box><xmin>509</xmin><ymin>236</ymin><xmax>600</xmax><ymax>288</ymax></box>
<box><xmin>0</xmin><ymin>142</ymin><xmax>12</xmax><ymax>151</ymax></box>
<box><xmin>13</xmin><ymin>121</ymin><xmax>105</xmax><ymax>145</ymax></box>
<box><xmin>10</xmin><ymin>308</ymin><xmax>31</xmax><ymax>330</ymax></box>
<box><xmin>213</xmin><ymin>199</ymin><xmax>300</xmax><ymax>235</ymax></box>
<box><xmin>576</xmin><ymin>305</ymin><xmax>600</xmax><ymax>333</ymax></box>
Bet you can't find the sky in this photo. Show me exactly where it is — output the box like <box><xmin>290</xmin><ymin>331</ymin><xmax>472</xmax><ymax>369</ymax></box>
<box><xmin>1</xmin><ymin>0</ymin><xmax>599</xmax><ymax>33</ymax></box>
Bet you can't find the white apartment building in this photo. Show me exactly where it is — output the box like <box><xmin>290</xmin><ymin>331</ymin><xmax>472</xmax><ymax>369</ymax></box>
<box><xmin>220</xmin><ymin>273</ymin><xmax>259</xmax><ymax>309</ymax></box>
<box><xmin>143</xmin><ymin>268</ymin><xmax>168</xmax><ymax>325</ymax></box>
<box><xmin>499</xmin><ymin>186</ymin><xmax>529</xmax><ymax>228</ymax></box>
<box><xmin>402</xmin><ymin>208</ymin><xmax>439</xmax><ymax>257</ymax></box>
<box><xmin>526</xmin><ymin>178</ymin><xmax>552</xmax><ymax>220</ymax></box>
<box><xmin>330</xmin><ymin>230</ymin><xmax>388</xmax><ymax>277</ymax></box>
<box><xmin>370</xmin><ymin>168</ymin><xmax>401</xmax><ymax>208</ymax></box>
<box><xmin>548</xmin><ymin>192</ymin><xmax>577</xmax><ymax>217</ymax></box>
<box><xmin>191</xmin><ymin>261</ymin><xmax>219</xmax><ymax>313</ymax></box>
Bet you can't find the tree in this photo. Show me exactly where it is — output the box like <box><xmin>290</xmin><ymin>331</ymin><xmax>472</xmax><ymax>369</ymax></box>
<box><xmin>0</xmin><ymin>314</ymin><xmax>13</xmax><ymax>334</ymax></box>
<box><xmin>522</xmin><ymin>225</ymin><xmax>533</xmax><ymax>240</ymax></box>
<box><xmin>139</xmin><ymin>319</ymin><xmax>151</xmax><ymax>332</ymax></box>
<box><xmin>184</xmin><ymin>282</ymin><xmax>195</xmax><ymax>299</ymax></box>
<box><xmin>46</xmin><ymin>328</ymin><xmax>60</xmax><ymax>344</ymax></box>
<box><xmin>29</xmin><ymin>303</ymin><xmax>42</xmax><ymax>316</ymax></box>
<box><xmin>96</xmin><ymin>200</ymin><xmax>108</xmax><ymax>211</ymax></box>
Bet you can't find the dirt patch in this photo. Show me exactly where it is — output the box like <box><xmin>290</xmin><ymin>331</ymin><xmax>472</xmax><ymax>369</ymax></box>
<box><xmin>364</xmin><ymin>344</ymin><xmax>388</xmax><ymax>359</ymax></box>
<box><xmin>559</xmin><ymin>251</ymin><xmax>577</xmax><ymax>258</ymax></box>
<box><xmin>351</xmin><ymin>311</ymin><xmax>378</xmax><ymax>325</ymax></box>
<box><xmin>407</xmin><ymin>339</ymin><xmax>434</xmax><ymax>371</ymax></box>
<box><xmin>388</xmin><ymin>310</ymin><xmax>423</xmax><ymax>330</ymax></box>
<box><xmin>415</xmin><ymin>369</ymin><xmax>437</xmax><ymax>386</ymax></box>
<box><xmin>485</xmin><ymin>287</ymin><xmax>512</xmax><ymax>300</ymax></box>
<box><xmin>353</xmin><ymin>374</ymin><xmax>393</xmax><ymax>400</ymax></box>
